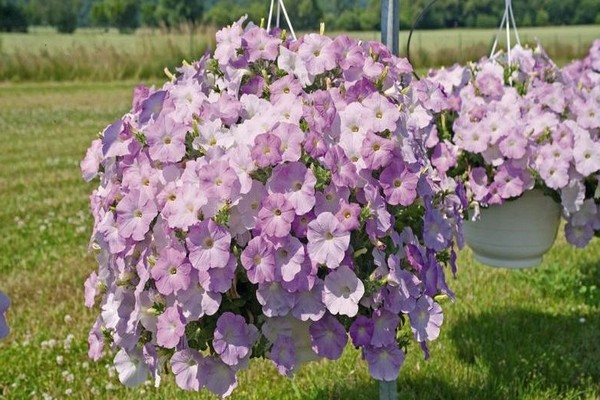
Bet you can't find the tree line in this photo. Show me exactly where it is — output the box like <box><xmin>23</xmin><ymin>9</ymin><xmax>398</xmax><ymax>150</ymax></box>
<box><xmin>1</xmin><ymin>0</ymin><xmax>599</xmax><ymax>34</ymax></box>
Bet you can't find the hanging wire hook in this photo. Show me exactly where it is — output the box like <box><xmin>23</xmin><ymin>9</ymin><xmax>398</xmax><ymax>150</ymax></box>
<box><xmin>406</xmin><ymin>0</ymin><xmax>442</xmax><ymax>80</ymax></box>
<box><xmin>490</xmin><ymin>0</ymin><xmax>521</xmax><ymax>64</ymax></box>
<box><xmin>266</xmin><ymin>0</ymin><xmax>297</xmax><ymax>40</ymax></box>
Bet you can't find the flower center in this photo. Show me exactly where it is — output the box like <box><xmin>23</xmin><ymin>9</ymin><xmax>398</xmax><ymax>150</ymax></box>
<box><xmin>274</xmin><ymin>208</ymin><xmax>282</xmax><ymax>216</ymax></box>
<box><xmin>325</xmin><ymin>232</ymin><xmax>334</xmax><ymax>240</ymax></box>
<box><xmin>294</xmin><ymin>182</ymin><xmax>303</xmax><ymax>191</ymax></box>
<box><xmin>163</xmin><ymin>136</ymin><xmax>172</xmax><ymax>145</ymax></box>
<box><xmin>375</xmin><ymin>111</ymin><xmax>383</xmax><ymax>119</ymax></box>
<box><xmin>351</xmin><ymin>126</ymin><xmax>359</xmax><ymax>133</ymax></box>
<box><xmin>373</xmin><ymin>143</ymin><xmax>381</xmax><ymax>151</ymax></box>
<box><xmin>134</xmin><ymin>210</ymin><xmax>143</xmax><ymax>218</ymax></box>
<box><xmin>169</xmin><ymin>266</ymin><xmax>177</xmax><ymax>275</ymax></box>
<box><xmin>253</xmin><ymin>255</ymin><xmax>262</xmax><ymax>265</ymax></box>
<box><xmin>204</xmin><ymin>238</ymin><xmax>214</xmax><ymax>248</ymax></box>
<box><xmin>344</xmin><ymin>211</ymin><xmax>352</xmax><ymax>219</ymax></box>
<box><xmin>394</xmin><ymin>179</ymin><xmax>402</xmax><ymax>188</ymax></box>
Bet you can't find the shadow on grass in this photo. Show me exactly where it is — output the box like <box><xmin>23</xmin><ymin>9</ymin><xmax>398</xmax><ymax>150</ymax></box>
<box><xmin>445</xmin><ymin>307</ymin><xmax>600</xmax><ymax>399</ymax></box>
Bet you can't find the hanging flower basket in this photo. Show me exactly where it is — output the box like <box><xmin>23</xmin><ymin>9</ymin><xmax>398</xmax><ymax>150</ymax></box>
<box><xmin>80</xmin><ymin>16</ymin><xmax>466</xmax><ymax>398</ymax></box>
<box><xmin>463</xmin><ymin>189</ymin><xmax>561</xmax><ymax>268</ymax></box>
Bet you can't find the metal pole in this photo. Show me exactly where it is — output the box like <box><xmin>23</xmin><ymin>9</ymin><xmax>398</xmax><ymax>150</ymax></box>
<box><xmin>378</xmin><ymin>4</ymin><xmax>400</xmax><ymax>396</ymax></box>
<box><xmin>381</xmin><ymin>0</ymin><xmax>400</xmax><ymax>56</ymax></box>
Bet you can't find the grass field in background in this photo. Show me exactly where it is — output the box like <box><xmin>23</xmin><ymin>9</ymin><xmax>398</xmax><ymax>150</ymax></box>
<box><xmin>0</xmin><ymin>82</ymin><xmax>598</xmax><ymax>399</ymax></box>
<box><xmin>0</xmin><ymin>27</ymin><xmax>216</xmax><ymax>82</ymax></box>
<box><xmin>352</xmin><ymin>25</ymin><xmax>600</xmax><ymax>69</ymax></box>
<box><xmin>0</xmin><ymin>25</ymin><xmax>598</xmax><ymax>81</ymax></box>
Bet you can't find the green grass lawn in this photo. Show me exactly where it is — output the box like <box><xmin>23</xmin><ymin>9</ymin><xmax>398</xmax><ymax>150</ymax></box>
<box><xmin>0</xmin><ymin>82</ymin><xmax>599</xmax><ymax>399</ymax></box>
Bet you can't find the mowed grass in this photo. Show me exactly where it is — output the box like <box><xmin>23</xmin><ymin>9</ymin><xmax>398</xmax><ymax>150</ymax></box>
<box><xmin>0</xmin><ymin>82</ymin><xmax>599</xmax><ymax>399</ymax></box>
<box><xmin>1</xmin><ymin>25</ymin><xmax>599</xmax><ymax>81</ymax></box>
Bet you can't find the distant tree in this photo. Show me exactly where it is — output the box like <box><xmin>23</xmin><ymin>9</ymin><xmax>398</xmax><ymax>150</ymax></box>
<box><xmin>140</xmin><ymin>0</ymin><xmax>159</xmax><ymax>27</ymax></box>
<box><xmin>336</xmin><ymin>9</ymin><xmax>361</xmax><ymax>31</ymax></box>
<box><xmin>284</xmin><ymin>0</ymin><xmax>323</xmax><ymax>31</ymax></box>
<box><xmin>535</xmin><ymin>10</ymin><xmax>550</xmax><ymax>26</ymax></box>
<box><xmin>154</xmin><ymin>0</ymin><xmax>203</xmax><ymax>30</ymax></box>
<box><xmin>50</xmin><ymin>0</ymin><xmax>81</xmax><ymax>33</ymax></box>
<box><xmin>91</xmin><ymin>0</ymin><xmax>139</xmax><ymax>32</ymax></box>
<box><xmin>359</xmin><ymin>0</ymin><xmax>380</xmax><ymax>31</ymax></box>
<box><xmin>0</xmin><ymin>2</ymin><xmax>28</xmax><ymax>32</ymax></box>
<box><xmin>25</xmin><ymin>0</ymin><xmax>81</xmax><ymax>33</ymax></box>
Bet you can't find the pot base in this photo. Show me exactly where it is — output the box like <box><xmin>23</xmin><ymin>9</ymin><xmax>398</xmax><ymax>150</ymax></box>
<box><xmin>464</xmin><ymin>190</ymin><xmax>561</xmax><ymax>269</ymax></box>
<box><xmin>472</xmin><ymin>253</ymin><xmax>542</xmax><ymax>269</ymax></box>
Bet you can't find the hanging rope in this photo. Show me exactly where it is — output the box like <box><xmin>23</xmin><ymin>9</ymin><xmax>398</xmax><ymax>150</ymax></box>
<box><xmin>267</xmin><ymin>0</ymin><xmax>297</xmax><ymax>40</ymax></box>
<box><xmin>489</xmin><ymin>0</ymin><xmax>521</xmax><ymax>64</ymax></box>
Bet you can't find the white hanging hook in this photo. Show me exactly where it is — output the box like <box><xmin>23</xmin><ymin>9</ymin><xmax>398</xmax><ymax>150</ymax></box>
<box><xmin>266</xmin><ymin>0</ymin><xmax>297</xmax><ymax>40</ymax></box>
<box><xmin>490</xmin><ymin>0</ymin><xmax>521</xmax><ymax>65</ymax></box>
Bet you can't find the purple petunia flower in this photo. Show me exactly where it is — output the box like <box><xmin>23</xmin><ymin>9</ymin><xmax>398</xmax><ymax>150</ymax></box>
<box><xmin>267</xmin><ymin>162</ymin><xmax>316</xmax><ymax>215</ymax></box>
<box><xmin>564</xmin><ymin>221</ymin><xmax>595</xmax><ymax>248</ymax></box>
<box><xmin>151</xmin><ymin>246</ymin><xmax>192</xmax><ymax>295</ymax></box>
<box><xmin>116</xmin><ymin>190</ymin><xmax>158</xmax><ymax>241</ymax></box>
<box><xmin>187</xmin><ymin>219</ymin><xmax>232</xmax><ymax>271</ymax></box>
<box><xmin>257</xmin><ymin>281</ymin><xmax>296</xmax><ymax>317</ymax></box>
<box><xmin>363</xmin><ymin>344</ymin><xmax>405</xmax><ymax>382</ymax></box>
<box><xmin>252</xmin><ymin>132</ymin><xmax>283</xmax><ymax>168</ymax></box>
<box><xmin>258</xmin><ymin>193</ymin><xmax>296</xmax><ymax>238</ymax></box>
<box><xmin>307</xmin><ymin>212</ymin><xmax>350</xmax><ymax>268</ymax></box>
<box><xmin>156</xmin><ymin>306</ymin><xmax>186</xmax><ymax>349</ymax></box>
<box><xmin>114</xmin><ymin>347</ymin><xmax>150</xmax><ymax>388</ymax></box>
<box><xmin>213</xmin><ymin>312</ymin><xmax>260</xmax><ymax>366</ymax></box>
<box><xmin>323</xmin><ymin>265</ymin><xmax>365</xmax><ymax>317</ymax></box>
<box><xmin>371</xmin><ymin>309</ymin><xmax>400</xmax><ymax>347</ymax></box>
<box><xmin>269</xmin><ymin>335</ymin><xmax>298</xmax><ymax>376</ymax></box>
<box><xmin>379</xmin><ymin>161</ymin><xmax>419</xmax><ymax>206</ymax></box>
<box><xmin>171</xmin><ymin>349</ymin><xmax>206</xmax><ymax>391</ymax></box>
<box><xmin>349</xmin><ymin>315</ymin><xmax>374</xmax><ymax>347</ymax></box>
<box><xmin>335</xmin><ymin>200</ymin><xmax>361</xmax><ymax>231</ymax></box>
<box><xmin>0</xmin><ymin>291</ymin><xmax>9</xmax><ymax>339</ymax></box>
<box><xmin>292</xmin><ymin>280</ymin><xmax>326</xmax><ymax>321</ymax></box>
<box><xmin>423</xmin><ymin>207</ymin><xmax>453</xmax><ymax>252</ymax></box>
<box><xmin>273</xmin><ymin>236</ymin><xmax>305</xmax><ymax>282</ymax></box>
<box><xmin>176</xmin><ymin>282</ymin><xmax>221</xmax><ymax>320</ymax></box>
<box><xmin>203</xmin><ymin>356</ymin><xmax>238</xmax><ymax>398</ymax></box>
<box><xmin>198</xmin><ymin>255</ymin><xmax>236</xmax><ymax>293</ymax></box>
<box><xmin>145</xmin><ymin>115</ymin><xmax>189</xmax><ymax>163</ymax></box>
<box><xmin>362</xmin><ymin>92</ymin><xmax>401</xmax><ymax>133</ymax></box>
<box><xmin>309</xmin><ymin>313</ymin><xmax>348</xmax><ymax>360</ymax></box>
<box><xmin>409</xmin><ymin>296</ymin><xmax>443</xmax><ymax>342</ymax></box>
<box><xmin>361</xmin><ymin>131</ymin><xmax>394</xmax><ymax>170</ymax></box>
<box><xmin>241</xmin><ymin>236</ymin><xmax>276</xmax><ymax>284</ymax></box>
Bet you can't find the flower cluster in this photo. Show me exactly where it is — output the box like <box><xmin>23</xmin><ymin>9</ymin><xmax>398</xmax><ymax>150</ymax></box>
<box><xmin>81</xmin><ymin>17</ymin><xmax>464</xmax><ymax>397</ymax></box>
<box><xmin>423</xmin><ymin>43</ymin><xmax>600</xmax><ymax>247</ymax></box>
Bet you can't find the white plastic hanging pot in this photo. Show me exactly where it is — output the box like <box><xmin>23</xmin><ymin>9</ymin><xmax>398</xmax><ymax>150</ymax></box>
<box><xmin>463</xmin><ymin>189</ymin><xmax>561</xmax><ymax>268</ymax></box>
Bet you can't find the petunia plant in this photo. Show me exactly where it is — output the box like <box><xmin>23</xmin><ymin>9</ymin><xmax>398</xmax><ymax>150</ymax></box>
<box><xmin>81</xmin><ymin>17</ymin><xmax>466</xmax><ymax>398</ymax></box>
<box><xmin>422</xmin><ymin>43</ymin><xmax>600</xmax><ymax>248</ymax></box>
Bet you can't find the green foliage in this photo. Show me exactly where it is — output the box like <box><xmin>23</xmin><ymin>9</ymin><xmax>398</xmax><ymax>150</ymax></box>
<box><xmin>91</xmin><ymin>0</ymin><xmax>140</xmax><ymax>33</ymax></box>
<box><xmin>154</xmin><ymin>0</ymin><xmax>204</xmax><ymax>30</ymax></box>
<box><xmin>0</xmin><ymin>1</ymin><xmax>28</xmax><ymax>32</ymax></box>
